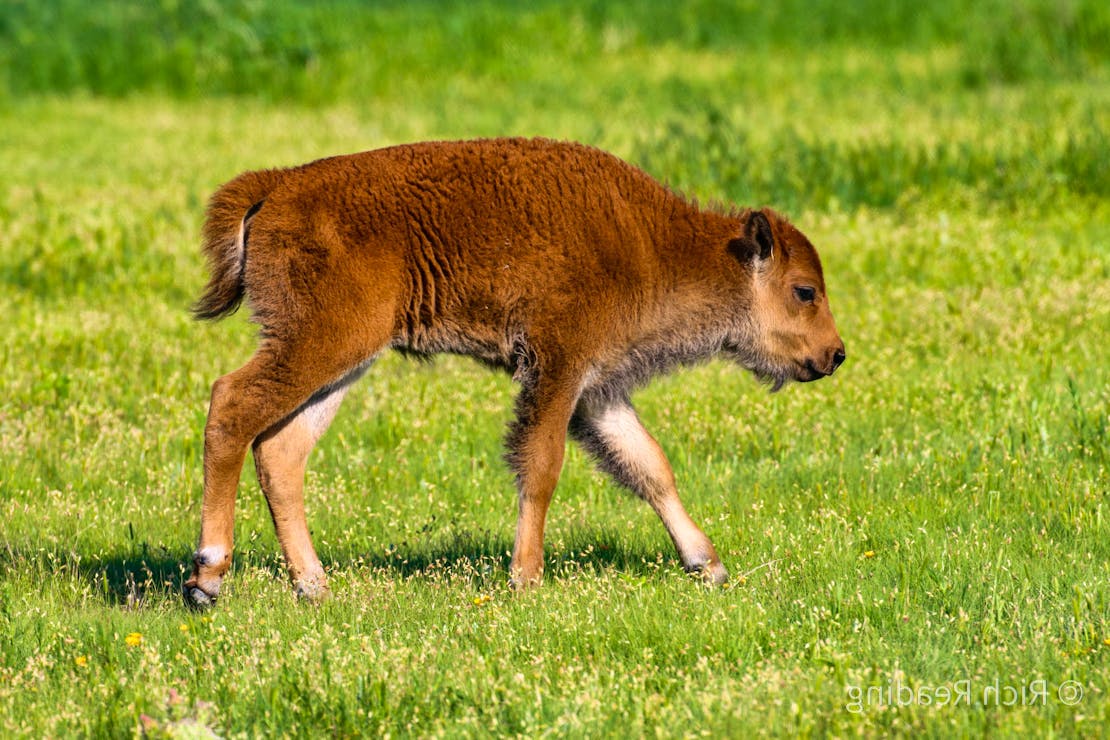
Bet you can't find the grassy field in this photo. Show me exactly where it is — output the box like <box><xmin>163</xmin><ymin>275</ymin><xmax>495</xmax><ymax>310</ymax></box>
<box><xmin>1</xmin><ymin>1</ymin><xmax>1108</xmax><ymax>736</ymax></box>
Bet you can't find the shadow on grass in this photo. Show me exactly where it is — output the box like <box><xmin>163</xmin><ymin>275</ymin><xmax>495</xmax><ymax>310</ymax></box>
<box><xmin>0</xmin><ymin>528</ymin><xmax>673</xmax><ymax>608</ymax></box>
<box><xmin>0</xmin><ymin>542</ymin><xmax>188</xmax><ymax>608</ymax></box>
<box><xmin>317</xmin><ymin>527</ymin><xmax>670</xmax><ymax>581</ymax></box>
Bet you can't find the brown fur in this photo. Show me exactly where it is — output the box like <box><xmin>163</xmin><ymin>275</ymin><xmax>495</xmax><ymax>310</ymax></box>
<box><xmin>183</xmin><ymin>138</ymin><xmax>845</xmax><ymax>606</ymax></box>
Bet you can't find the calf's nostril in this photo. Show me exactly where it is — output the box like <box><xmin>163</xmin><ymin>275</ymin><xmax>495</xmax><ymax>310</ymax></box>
<box><xmin>831</xmin><ymin>348</ymin><xmax>846</xmax><ymax>371</ymax></box>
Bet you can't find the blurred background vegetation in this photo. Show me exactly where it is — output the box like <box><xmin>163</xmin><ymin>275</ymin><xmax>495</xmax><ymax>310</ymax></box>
<box><xmin>1</xmin><ymin>0</ymin><xmax>1107</xmax><ymax>215</ymax></box>
<box><xmin>2</xmin><ymin>0</ymin><xmax>1108</xmax><ymax>99</ymax></box>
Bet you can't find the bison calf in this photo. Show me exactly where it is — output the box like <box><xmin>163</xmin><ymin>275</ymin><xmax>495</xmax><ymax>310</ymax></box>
<box><xmin>183</xmin><ymin>138</ymin><xmax>845</xmax><ymax>607</ymax></box>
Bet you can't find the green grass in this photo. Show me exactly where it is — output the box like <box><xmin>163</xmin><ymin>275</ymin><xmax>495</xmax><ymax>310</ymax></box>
<box><xmin>1</xmin><ymin>1</ymin><xmax>1108</xmax><ymax>736</ymax></box>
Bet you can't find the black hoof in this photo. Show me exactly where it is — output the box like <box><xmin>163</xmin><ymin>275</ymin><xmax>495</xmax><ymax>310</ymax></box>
<box><xmin>183</xmin><ymin>585</ymin><xmax>217</xmax><ymax>610</ymax></box>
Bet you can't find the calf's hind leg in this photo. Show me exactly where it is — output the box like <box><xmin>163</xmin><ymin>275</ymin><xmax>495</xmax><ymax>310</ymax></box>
<box><xmin>183</xmin><ymin>343</ymin><xmax>375</xmax><ymax>609</ymax></box>
<box><xmin>570</xmin><ymin>394</ymin><xmax>728</xmax><ymax>585</ymax></box>
<box><xmin>251</xmin><ymin>368</ymin><xmax>367</xmax><ymax>603</ymax></box>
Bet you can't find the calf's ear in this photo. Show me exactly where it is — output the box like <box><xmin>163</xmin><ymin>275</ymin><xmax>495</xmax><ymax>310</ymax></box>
<box><xmin>747</xmin><ymin>210</ymin><xmax>775</xmax><ymax>260</ymax></box>
<box><xmin>727</xmin><ymin>210</ymin><xmax>775</xmax><ymax>263</ymax></box>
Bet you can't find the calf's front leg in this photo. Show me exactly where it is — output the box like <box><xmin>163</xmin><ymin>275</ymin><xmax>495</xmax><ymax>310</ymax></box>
<box><xmin>570</xmin><ymin>393</ymin><xmax>729</xmax><ymax>585</ymax></box>
<box><xmin>505</xmin><ymin>375</ymin><xmax>581</xmax><ymax>589</ymax></box>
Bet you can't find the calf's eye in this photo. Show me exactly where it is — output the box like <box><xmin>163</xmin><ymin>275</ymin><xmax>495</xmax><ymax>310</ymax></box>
<box><xmin>794</xmin><ymin>286</ymin><xmax>816</xmax><ymax>303</ymax></box>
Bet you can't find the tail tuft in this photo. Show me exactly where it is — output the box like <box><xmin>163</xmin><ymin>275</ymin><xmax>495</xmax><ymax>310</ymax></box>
<box><xmin>192</xmin><ymin>169</ymin><xmax>285</xmax><ymax>321</ymax></box>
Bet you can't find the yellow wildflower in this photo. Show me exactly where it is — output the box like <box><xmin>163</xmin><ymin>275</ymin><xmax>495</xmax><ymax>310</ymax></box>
<box><xmin>473</xmin><ymin>594</ymin><xmax>492</xmax><ymax>606</ymax></box>
<box><xmin>863</xmin><ymin>550</ymin><xmax>875</xmax><ymax>559</ymax></box>
<box><xmin>179</xmin><ymin>623</ymin><xmax>190</xmax><ymax>633</ymax></box>
<box><xmin>125</xmin><ymin>632</ymin><xmax>143</xmax><ymax>647</ymax></box>
<box><xmin>74</xmin><ymin>655</ymin><xmax>88</xmax><ymax>668</ymax></box>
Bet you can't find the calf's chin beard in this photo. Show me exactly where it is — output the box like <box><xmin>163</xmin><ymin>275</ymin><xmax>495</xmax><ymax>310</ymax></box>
<box><xmin>722</xmin><ymin>343</ymin><xmax>792</xmax><ymax>393</ymax></box>
<box><xmin>754</xmin><ymin>367</ymin><xmax>790</xmax><ymax>393</ymax></box>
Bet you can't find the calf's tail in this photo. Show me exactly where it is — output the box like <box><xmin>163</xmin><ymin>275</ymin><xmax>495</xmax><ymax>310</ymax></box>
<box><xmin>192</xmin><ymin>168</ymin><xmax>285</xmax><ymax>321</ymax></box>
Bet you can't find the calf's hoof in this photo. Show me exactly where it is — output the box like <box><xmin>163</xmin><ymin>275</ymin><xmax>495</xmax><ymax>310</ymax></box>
<box><xmin>688</xmin><ymin>559</ymin><xmax>730</xmax><ymax>587</ymax></box>
<box><xmin>293</xmin><ymin>576</ymin><xmax>330</xmax><ymax>604</ymax></box>
<box><xmin>182</xmin><ymin>582</ymin><xmax>219</xmax><ymax>610</ymax></box>
<box><xmin>508</xmin><ymin>570</ymin><xmax>543</xmax><ymax>592</ymax></box>
<box><xmin>184</xmin><ymin>547</ymin><xmax>230</xmax><ymax>609</ymax></box>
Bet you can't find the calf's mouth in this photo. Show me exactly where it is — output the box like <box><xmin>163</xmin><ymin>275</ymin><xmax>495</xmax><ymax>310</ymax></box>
<box><xmin>799</xmin><ymin>347</ymin><xmax>846</xmax><ymax>381</ymax></box>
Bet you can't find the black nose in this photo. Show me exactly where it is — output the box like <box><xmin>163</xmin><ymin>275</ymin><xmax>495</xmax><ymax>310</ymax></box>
<box><xmin>831</xmin><ymin>348</ymin><xmax>846</xmax><ymax>372</ymax></box>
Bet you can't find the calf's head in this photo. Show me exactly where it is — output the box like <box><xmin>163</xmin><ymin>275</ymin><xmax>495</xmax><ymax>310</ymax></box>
<box><xmin>726</xmin><ymin>209</ymin><xmax>846</xmax><ymax>390</ymax></box>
